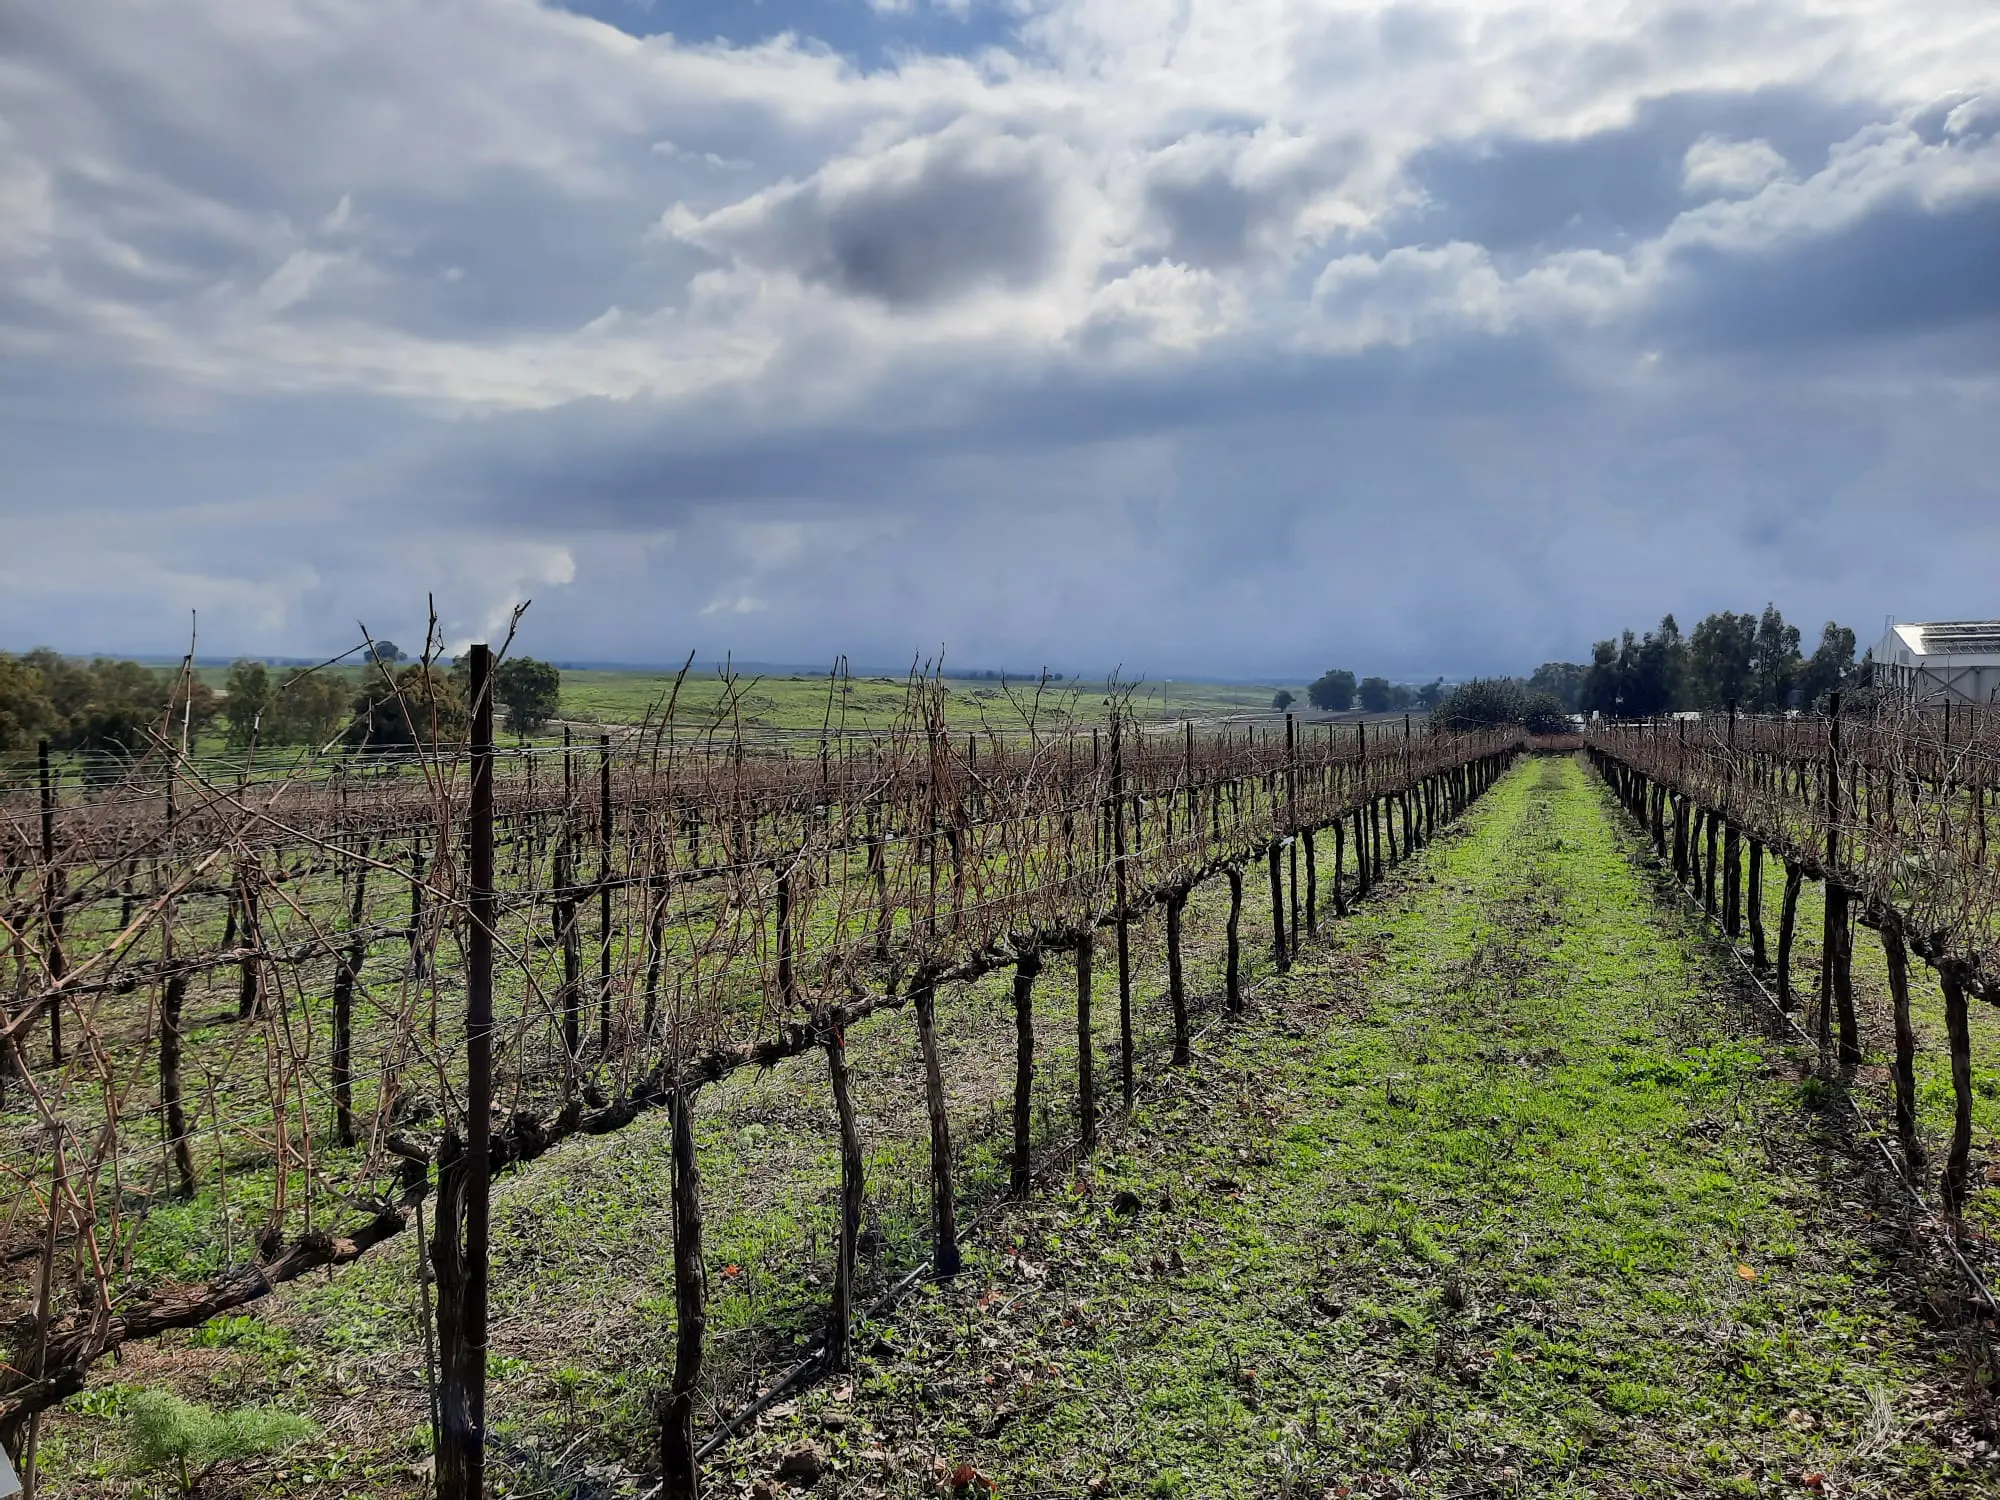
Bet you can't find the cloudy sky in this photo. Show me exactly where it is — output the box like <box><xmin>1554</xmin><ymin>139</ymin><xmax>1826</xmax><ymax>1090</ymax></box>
<box><xmin>2</xmin><ymin>1</ymin><xmax>1996</xmax><ymax>678</ymax></box>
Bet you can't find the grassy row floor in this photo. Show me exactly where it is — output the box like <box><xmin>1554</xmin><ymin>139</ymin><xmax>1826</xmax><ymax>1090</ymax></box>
<box><xmin>721</xmin><ymin>756</ymin><xmax>1997</xmax><ymax>1497</ymax></box>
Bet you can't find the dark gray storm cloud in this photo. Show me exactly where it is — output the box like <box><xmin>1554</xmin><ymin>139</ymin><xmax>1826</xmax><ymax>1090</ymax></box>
<box><xmin>2</xmin><ymin>1</ymin><xmax>1998</xmax><ymax>674</ymax></box>
<box><xmin>1141</xmin><ymin>132</ymin><xmax>1362</xmax><ymax>268</ymax></box>
<box><xmin>681</xmin><ymin>127</ymin><xmax>1066</xmax><ymax>307</ymax></box>
<box><xmin>1657</xmin><ymin>195</ymin><xmax>2000</xmax><ymax>353</ymax></box>
<box><xmin>1403</xmin><ymin>88</ymin><xmax>1882</xmax><ymax>261</ymax></box>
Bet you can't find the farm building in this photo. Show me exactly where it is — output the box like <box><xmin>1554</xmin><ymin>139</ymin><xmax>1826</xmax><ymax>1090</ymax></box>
<box><xmin>1870</xmin><ymin>620</ymin><xmax>2000</xmax><ymax>705</ymax></box>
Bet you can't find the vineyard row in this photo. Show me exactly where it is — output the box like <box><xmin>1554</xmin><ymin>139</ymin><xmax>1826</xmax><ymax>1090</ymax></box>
<box><xmin>1587</xmin><ymin>699</ymin><xmax>2000</xmax><ymax>1224</ymax></box>
<box><xmin>0</xmin><ymin>655</ymin><xmax>1519</xmax><ymax>1496</ymax></box>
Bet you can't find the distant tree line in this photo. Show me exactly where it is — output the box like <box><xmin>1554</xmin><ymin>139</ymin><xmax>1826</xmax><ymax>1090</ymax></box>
<box><xmin>0</xmin><ymin>647</ymin><xmax>565</xmax><ymax>759</ymax></box>
<box><xmin>278</xmin><ymin>652</ymin><xmax>564</xmax><ymax>752</ymax></box>
<box><xmin>1530</xmin><ymin>604</ymin><xmax>1861</xmax><ymax>719</ymax></box>
<box><xmin>1270</xmin><ymin>601</ymin><xmax>1858</xmax><ymax>732</ymax></box>
<box><xmin>0</xmin><ymin>649</ymin><xmax>218</xmax><ymax>756</ymax></box>
<box><xmin>1282</xmin><ymin>669</ymin><xmax>1447</xmax><ymax>715</ymax></box>
<box><xmin>222</xmin><ymin>661</ymin><xmax>350</xmax><ymax>748</ymax></box>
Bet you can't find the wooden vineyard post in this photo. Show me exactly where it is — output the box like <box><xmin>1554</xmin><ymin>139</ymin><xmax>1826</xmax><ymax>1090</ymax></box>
<box><xmin>332</xmin><ymin>837</ymin><xmax>370</xmax><ymax>1149</ymax></box>
<box><xmin>331</xmin><ymin>948</ymin><xmax>354</xmax><ymax>1149</ymax></box>
<box><xmin>1267</xmin><ymin>842</ymin><xmax>1288</xmax><ymax>974</ymax></box>
<box><xmin>1076</xmin><ymin>932</ymin><xmax>1097</xmax><ymax>1152</ymax></box>
<box><xmin>1288</xmin><ymin>835</ymin><xmax>1301</xmax><ymax>959</ymax></box>
<box><xmin>1722</xmin><ymin>823</ymin><xmax>1742</xmax><ymax>938</ymax></box>
<box><xmin>1702</xmin><ymin>811</ymin><xmax>1718</xmax><ymax>916</ymax></box>
<box><xmin>1940</xmin><ymin>964</ymin><xmax>1974</xmax><ymax>1215</ymax></box>
<box><xmin>1304</xmin><ymin>828</ymin><xmax>1318</xmax><ymax>937</ymax></box>
<box><xmin>1721</xmin><ymin>704</ymin><xmax>1739</xmax><ymax>936</ymax></box>
<box><xmin>642</xmin><ymin>877</ymin><xmax>666</xmax><ymax>1038</ymax></box>
<box><xmin>913</xmin><ymin>983</ymin><xmax>959</xmax><ymax>1277</ymax></box>
<box><xmin>869</xmin><ymin>809</ymin><xmax>892</xmax><ymax>960</ymax></box>
<box><xmin>1209</xmin><ymin>735</ymin><xmax>1222</xmax><ymax>843</ymax></box>
<box><xmin>1401</xmin><ymin>716</ymin><xmax>1413</xmax><ymax>852</ymax></box>
<box><xmin>434</xmin><ymin>642</ymin><xmax>495</xmax><ymax>1500</ymax></box>
<box><xmin>1879</xmin><ymin>919</ymin><xmax>1923</xmax><ymax>1177</ymax></box>
<box><xmin>156</xmin><ymin>752</ymin><xmax>195</xmax><ymax>1196</ymax></box>
<box><xmin>556</xmin><ymin>802</ymin><xmax>581</xmax><ymax>1061</ymax></box>
<box><xmin>825</xmin><ymin>1026</ymin><xmax>864</xmax><ymax>1372</ymax></box>
<box><xmin>1354</xmin><ymin>808</ymin><xmax>1370</xmax><ymax>898</ymax></box>
<box><xmin>1286</xmin><ymin>714</ymin><xmax>1301</xmax><ymax>950</ymax></box>
<box><xmin>236</xmin><ymin>860</ymin><xmax>264</xmax><ymax>1020</ymax></box>
<box><xmin>1747</xmin><ymin>839</ymin><xmax>1767</xmax><ymax>967</ymax></box>
<box><xmin>1181</xmin><ymin>721</ymin><xmax>1197</xmax><ymax>861</ymax></box>
<box><xmin>1225</xmin><ymin>867</ymin><xmax>1244</xmax><ymax>1016</ymax></box>
<box><xmin>1357</xmin><ymin>724</ymin><xmax>1371</xmax><ymax>895</ymax></box>
<box><xmin>1829</xmin><ymin>886</ymin><xmax>1859</xmax><ymax>1068</ymax></box>
<box><xmin>1167</xmin><ymin>889</ymin><xmax>1190</xmax><ymax>1065</ymax></box>
<box><xmin>599</xmin><ymin>735</ymin><xmax>613</xmax><ymax>1052</ymax></box>
<box><xmin>411</xmin><ymin>836</ymin><xmax>431</xmax><ymax>979</ymax></box>
<box><xmin>1814</xmin><ymin>885</ymin><xmax>1835</xmax><ymax>1053</ymax></box>
<box><xmin>776</xmin><ymin>864</ymin><xmax>797</xmax><ymax>1009</ymax></box>
<box><xmin>1111</xmin><ymin>718</ymin><xmax>1134</xmax><ymax>1107</ymax></box>
<box><xmin>1332</xmin><ymin>819</ymin><xmax>1348</xmax><ymax>917</ymax></box>
<box><xmin>1820</xmin><ymin>697</ymin><xmax>1859</xmax><ymax>1068</ymax></box>
<box><xmin>659</xmin><ymin>1086</ymin><xmax>706</xmax><ymax>1500</ymax></box>
<box><xmin>37</xmin><ymin>740</ymin><xmax>65</xmax><ymax>1065</ymax></box>
<box><xmin>1011</xmin><ymin>953</ymin><xmax>1041</xmax><ymax>1198</ymax></box>
<box><xmin>1672</xmin><ymin>795</ymin><xmax>1689</xmax><ymax>884</ymax></box>
<box><xmin>1776</xmin><ymin>861</ymin><xmax>1802</xmax><ymax>1012</ymax></box>
<box><xmin>160</xmin><ymin>974</ymin><xmax>196</xmax><ymax>1197</ymax></box>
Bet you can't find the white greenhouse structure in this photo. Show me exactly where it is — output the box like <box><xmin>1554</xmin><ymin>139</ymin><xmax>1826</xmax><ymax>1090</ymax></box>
<box><xmin>1870</xmin><ymin>620</ymin><xmax>2000</xmax><ymax>706</ymax></box>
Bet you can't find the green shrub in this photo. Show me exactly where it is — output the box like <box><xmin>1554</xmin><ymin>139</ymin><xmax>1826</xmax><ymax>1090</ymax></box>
<box><xmin>126</xmin><ymin>1388</ymin><xmax>315</xmax><ymax>1494</ymax></box>
<box><xmin>1433</xmin><ymin>678</ymin><xmax>1573</xmax><ymax>734</ymax></box>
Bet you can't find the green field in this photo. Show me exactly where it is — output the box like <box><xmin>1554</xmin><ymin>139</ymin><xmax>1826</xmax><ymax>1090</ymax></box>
<box><xmin>551</xmin><ymin>667</ymin><xmax>1322</xmax><ymax>734</ymax></box>
<box><xmin>159</xmin><ymin>663</ymin><xmax>1357</xmax><ymax>759</ymax></box>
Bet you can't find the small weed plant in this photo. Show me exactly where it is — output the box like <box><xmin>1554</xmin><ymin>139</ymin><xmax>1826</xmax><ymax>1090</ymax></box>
<box><xmin>125</xmin><ymin>1388</ymin><xmax>315</xmax><ymax>1495</ymax></box>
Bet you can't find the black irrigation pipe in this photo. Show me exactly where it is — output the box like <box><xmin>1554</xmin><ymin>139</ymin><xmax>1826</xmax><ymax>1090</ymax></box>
<box><xmin>1598</xmin><ymin>765</ymin><xmax>2000</xmax><ymax>1322</ymax></box>
<box><xmin>682</xmin><ymin>753</ymin><xmax>1512</xmax><ymax>1476</ymax></box>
